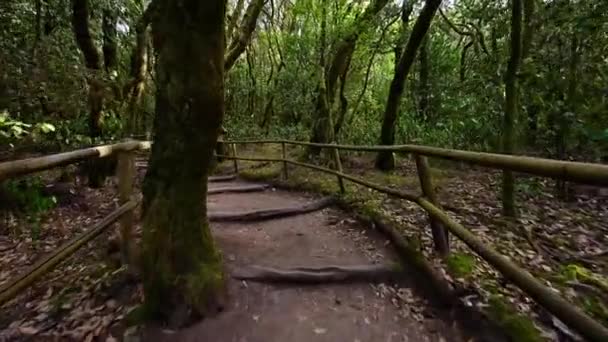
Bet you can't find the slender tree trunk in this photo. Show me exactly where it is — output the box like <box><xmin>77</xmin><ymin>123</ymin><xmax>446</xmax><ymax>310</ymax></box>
<box><xmin>125</xmin><ymin>3</ymin><xmax>155</xmax><ymax>135</ymax></box>
<box><xmin>226</xmin><ymin>0</ymin><xmax>245</xmax><ymax>44</ymax></box>
<box><xmin>142</xmin><ymin>0</ymin><xmax>226</xmax><ymax>321</ymax></box>
<box><xmin>418</xmin><ymin>36</ymin><xmax>430</xmax><ymax>121</ymax></box>
<box><xmin>308</xmin><ymin>0</ymin><xmax>329</xmax><ymax>156</ymax></box>
<box><xmin>309</xmin><ymin>0</ymin><xmax>389</xmax><ymax>155</ymax></box>
<box><xmin>460</xmin><ymin>40</ymin><xmax>473</xmax><ymax>82</ymax></box>
<box><xmin>394</xmin><ymin>0</ymin><xmax>416</xmax><ymax>70</ymax></box>
<box><xmin>33</xmin><ymin>0</ymin><xmax>42</xmax><ymax>56</ymax></box>
<box><xmin>333</xmin><ymin>54</ymin><xmax>351</xmax><ymax>136</ymax></box>
<box><xmin>556</xmin><ymin>33</ymin><xmax>578</xmax><ymax>200</ymax></box>
<box><xmin>102</xmin><ymin>9</ymin><xmax>118</xmax><ymax>73</ymax></box>
<box><xmin>71</xmin><ymin>0</ymin><xmax>103</xmax><ymax>138</ymax></box>
<box><xmin>246</xmin><ymin>47</ymin><xmax>256</xmax><ymax>118</ymax></box>
<box><xmin>522</xmin><ymin>0</ymin><xmax>537</xmax><ymax>146</ymax></box>
<box><xmin>501</xmin><ymin>0</ymin><xmax>523</xmax><ymax>217</ymax></box>
<box><xmin>376</xmin><ymin>0</ymin><xmax>442</xmax><ymax>171</ymax></box>
<box><xmin>225</xmin><ymin>0</ymin><xmax>265</xmax><ymax>72</ymax></box>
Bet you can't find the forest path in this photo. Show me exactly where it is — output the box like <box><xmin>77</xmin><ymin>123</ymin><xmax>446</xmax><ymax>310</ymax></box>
<box><xmin>144</xmin><ymin>179</ymin><xmax>467</xmax><ymax>342</ymax></box>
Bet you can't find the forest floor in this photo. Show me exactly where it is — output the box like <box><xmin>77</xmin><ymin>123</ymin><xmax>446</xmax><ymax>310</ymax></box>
<box><xmin>1</xmin><ymin>143</ymin><xmax>606</xmax><ymax>341</ymax></box>
<box><xmin>1</xmin><ymin>154</ymin><xmax>498</xmax><ymax>342</ymax></box>
<box><xmin>224</xmin><ymin>143</ymin><xmax>608</xmax><ymax>342</ymax></box>
<box><xmin>143</xmin><ymin>180</ymin><xmax>479</xmax><ymax>342</ymax></box>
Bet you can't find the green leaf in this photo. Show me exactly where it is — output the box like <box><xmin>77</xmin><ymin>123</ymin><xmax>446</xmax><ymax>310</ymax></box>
<box><xmin>38</xmin><ymin>123</ymin><xmax>56</xmax><ymax>133</ymax></box>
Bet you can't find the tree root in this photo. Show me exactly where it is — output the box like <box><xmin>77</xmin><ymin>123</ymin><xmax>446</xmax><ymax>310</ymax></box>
<box><xmin>232</xmin><ymin>264</ymin><xmax>403</xmax><ymax>284</ymax></box>
<box><xmin>209</xmin><ymin>197</ymin><xmax>335</xmax><ymax>222</ymax></box>
<box><xmin>208</xmin><ymin>184</ymin><xmax>270</xmax><ymax>195</ymax></box>
<box><xmin>209</xmin><ymin>174</ymin><xmax>237</xmax><ymax>182</ymax></box>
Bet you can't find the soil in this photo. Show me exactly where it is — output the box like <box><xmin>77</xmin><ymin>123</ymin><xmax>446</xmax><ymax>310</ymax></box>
<box><xmin>143</xmin><ymin>181</ymin><xmax>466</xmax><ymax>342</ymax></box>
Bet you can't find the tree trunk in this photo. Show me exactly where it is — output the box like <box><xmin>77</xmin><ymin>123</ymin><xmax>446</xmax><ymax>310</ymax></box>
<box><xmin>394</xmin><ymin>0</ymin><xmax>416</xmax><ymax>71</ymax></box>
<box><xmin>501</xmin><ymin>0</ymin><xmax>523</xmax><ymax>217</ymax></box>
<box><xmin>309</xmin><ymin>0</ymin><xmax>389</xmax><ymax>155</ymax></box>
<box><xmin>418</xmin><ymin>36</ymin><xmax>430</xmax><ymax>121</ymax></box>
<box><xmin>376</xmin><ymin>0</ymin><xmax>442</xmax><ymax>171</ymax></box>
<box><xmin>125</xmin><ymin>3</ymin><xmax>155</xmax><ymax>135</ymax></box>
<box><xmin>142</xmin><ymin>0</ymin><xmax>226</xmax><ymax>322</ymax></box>
<box><xmin>308</xmin><ymin>0</ymin><xmax>329</xmax><ymax>156</ymax></box>
<box><xmin>246</xmin><ymin>47</ymin><xmax>256</xmax><ymax>119</ymax></box>
<box><xmin>71</xmin><ymin>0</ymin><xmax>103</xmax><ymax>138</ymax></box>
<box><xmin>102</xmin><ymin>9</ymin><xmax>118</xmax><ymax>73</ymax></box>
<box><xmin>33</xmin><ymin>0</ymin><xmax>42</xmax><ymax>56</ymax></box>
<box><xmin>224</xmin><ymin>0</ymin><xmax>265</xmax><ymax>72</ymax></box>
<box><xmin>226</xmin><ymin>0</ymin><xmax>245</xmax><ymax>44</ymax></box>
<box><xmin>460</xmin><ymin>40</ymin><xmax>473</xmax><ymax>82</ymax></box>
<box><xmin>333</xmin><ymin>55</ymin><xmax>351</xmax><ymax>136</ymax></box>
<box><xmin>556</xmin><ymin>33</ymin><xmax>578</xmax><ymax>200</ymax></box>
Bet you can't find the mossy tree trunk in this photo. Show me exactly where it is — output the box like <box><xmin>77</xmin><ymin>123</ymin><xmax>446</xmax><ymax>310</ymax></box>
<box><xmin>224</xmin><ymin>0</ymin><xmax>265</xmax><ymax>72</ymax></box>
<box><xmin>375</xmin><ymin>0</ymin><xmax>442</xmax><ymax>171</ymax></box>
<box><xmin>142</xmin><ymin>0</ymin><xmax>226</xmax><ymax>322</ymax></box>
<box><xmin>72</xmin><ymin>0</ymin><xmax>113</xmax><ymax>188</ymax></box>
<box><xmin>501</xmin><ymin>0</ymin><xmax>523</xmax><ymax>217</ymax></box>
<box><xmin>71</xmin><ymin>0</ymin><xmax>103</xmax><ymax>138</ymax></box>
<box><xmin>226</xmin><ymin>0</ymin><xmax>245</xmax><ymax>44</ymax></box>
<box><xmin>125</xmin><ymin>4</ymin><xmax>153</xmax><ymax>135</ymax></box>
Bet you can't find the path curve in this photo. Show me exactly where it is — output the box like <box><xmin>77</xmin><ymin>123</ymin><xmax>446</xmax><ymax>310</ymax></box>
<box><xmin>146</xmin><ymin>179</ymin><xmax>466</xmax><ymax>342</ymax></box>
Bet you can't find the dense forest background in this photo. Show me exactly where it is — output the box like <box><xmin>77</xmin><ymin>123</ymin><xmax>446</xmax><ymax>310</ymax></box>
<box><xmin>1</xmin><ymin>0</ymin><xmax>606</xmax><ymax>160</ymax></box>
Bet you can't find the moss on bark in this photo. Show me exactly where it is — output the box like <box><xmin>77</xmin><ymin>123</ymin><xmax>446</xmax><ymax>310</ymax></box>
<box><xmin>141</xmin><ymin>0</ymin><xmax>226</xmax><ymax>322</ymax></box>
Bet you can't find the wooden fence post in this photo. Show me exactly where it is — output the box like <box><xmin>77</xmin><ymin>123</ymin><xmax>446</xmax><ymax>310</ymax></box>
<box><xmin>117</xmin><ymin>150</ymin><xmax>136</xmax><ymax>265</ymax></box>
<box><xmin>332</xmin><ymin>143</ymin><xmax>346</xmax><ymax>194</ymax></box>
<box><xmin>281</xmin><ymin>142</ymin><xmax>288</xmax><ymax>180</ymax></box>
<box><xmin>231</xmin><ymin>143</ymin><xmax>239</xmax><ymax>174</ymax></box>
<box><xmin>415</xmin><ymin>154</ymin><xmax>449</xmax><ymax>256</ymax></box>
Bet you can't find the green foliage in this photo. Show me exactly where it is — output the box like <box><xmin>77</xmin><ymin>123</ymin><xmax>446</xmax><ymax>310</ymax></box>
<box><xmin>0</xmin><ymin>110</ymin><xmax>56</xmax><ymax>144</ymax></box>
<box><xmin>3</xmin><ymin>177</ymin><xmax>56</xmax><ymax>239</ymax></box>
<box><xmin>4</xmin><ymin>177</ymin><xmax>56</xmax><ymax>215</ymax></box>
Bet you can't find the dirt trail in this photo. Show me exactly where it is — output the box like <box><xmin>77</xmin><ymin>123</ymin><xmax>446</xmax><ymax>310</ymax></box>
<box><xmin>145</xmin><ymin>180</ymin><xmax>467</xmax><ymax>342</ymax></box>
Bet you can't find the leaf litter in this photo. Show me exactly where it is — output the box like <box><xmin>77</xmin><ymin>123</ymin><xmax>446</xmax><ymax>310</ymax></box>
<box><xmin>0</xmin><ymin>161</ymin><xmax>149</xmax><ymax>341</ymax></box>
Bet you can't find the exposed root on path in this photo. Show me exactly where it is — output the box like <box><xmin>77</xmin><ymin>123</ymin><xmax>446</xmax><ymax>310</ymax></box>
<box><xmin>209</xmin><ymin>197</ymin><xmax>335</xmax><ymax>222</ymax></box>
<box><xmin>208</xmin><ymin>184</ymin><xmax>270</xmax><ymax>195</ymax></box>
<box><xmin>232</xmin><ymin>264</ymin><xmax>403</xmax><ymax>284</ymax></box>
<box><xmin>347</xmin><ymin>208</ymin><xmax>458</xmax><ymax>299</ymax></box>
<box><xmin>209</xmin><ymin>174</ymin><xmax>237</xmax><ymax>182</ymax></box>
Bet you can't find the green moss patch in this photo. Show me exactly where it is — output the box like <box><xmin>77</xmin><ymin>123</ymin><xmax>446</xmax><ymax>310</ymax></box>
<box><xmin>446</xmin><ymin>253</ymin><xmax>476</xmax><ymax>278</ymax></box>
<box><xmin>487</xmin><ymin>295</ymin><xmax>543</xmax><ymax>342</ymax></box>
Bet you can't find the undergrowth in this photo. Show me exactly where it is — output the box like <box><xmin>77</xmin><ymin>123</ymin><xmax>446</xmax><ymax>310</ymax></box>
<box><xmin>1</xmin><ymin>177</ymin><xmax>56</xmax><ymax>239</ymax></box>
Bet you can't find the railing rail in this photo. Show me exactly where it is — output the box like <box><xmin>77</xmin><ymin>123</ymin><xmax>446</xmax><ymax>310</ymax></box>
<box><xmin>0</xmin><ymin>140</ymin><xmax>151</xmax><ymax>182</ymax></box>
<box><xmin>223</xmin><ymin>139</ymin><xmax>608</xmax><ymax>186</ymax></box>
<box><xmin>0</xmin><ymin>140</ymin><xmax>151</xmax><ymax>307</ymax></box>
<box><xmin>2</xmin><ymin>138</ymin><xmax>608</xmax><ymax>340</ymax></box>
<box><xmin>219</xmin><ymin>139</ymin><xmax>608</xmax><ymax>341</ymax></box>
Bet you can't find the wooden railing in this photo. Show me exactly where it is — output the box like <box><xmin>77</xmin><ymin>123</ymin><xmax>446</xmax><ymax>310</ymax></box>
<box><xmin>219</xmin><ymin>139</ymin><xmax>608</xmax><ymax>342</ymax></box>
<box><xmin>0</xmin><ymin>140</ymin><xmax>151</xmax><ymax>306</ymax></box>
<box><xmin>2</xmin><ymin>138</ymin><xmax>607</xmax><ymax>340</ymax></box>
